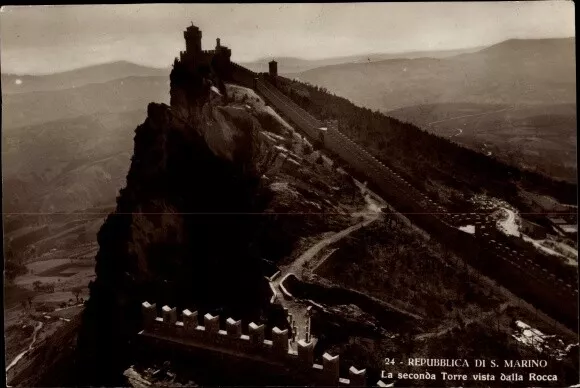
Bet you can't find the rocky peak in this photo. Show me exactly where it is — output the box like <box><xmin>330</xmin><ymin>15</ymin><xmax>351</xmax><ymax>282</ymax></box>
<box><xmin>74</xmin><ymin>58</ymin><xmax>366</xmax><ymax>385</ymax></box>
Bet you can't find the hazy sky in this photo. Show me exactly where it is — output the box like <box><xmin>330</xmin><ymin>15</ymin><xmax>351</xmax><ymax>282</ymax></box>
<box><xmin>0</xmin><ymin>2</ymin><xmax>575</xmax><ymax>74</ymax></box>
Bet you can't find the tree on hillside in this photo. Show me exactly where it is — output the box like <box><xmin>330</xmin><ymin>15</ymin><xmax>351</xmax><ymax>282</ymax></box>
<box><xmin>72</xmin><ymin>287</ymin><xmax>83</xmax><ymax>303</ymax></box>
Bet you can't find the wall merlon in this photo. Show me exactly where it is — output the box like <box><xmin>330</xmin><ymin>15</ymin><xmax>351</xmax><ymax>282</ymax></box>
<box><xmin>204</xmin><ymin>313</ymin><xmax>220</xmax><ymax>335</ymax></box>
<box><xmin>142</xmin><ymin>301</ymin><xmax>157</xmax><ymax>328</ymax></box>
<box><xmin>182</xmin><ymin>309</ymin><xmax>199</xmax><ymax>331</ymax></box>
<box><xmin>297</xmin><ymin>339</ymin><xmax>314</xmax><ymax>365</ymax></box>
<box><xmin>162</xmin><ymin>305</ymin><xmax>177</xmax><ymax>326</ymax></box>
<box><xmin>322</xmin><ymin>352</ymin><xmax>340</xmax><ymax>384</ymax></box>
<box><xmin>249</xmin><ymin>322</ymin><xmax>266</xmax><ymax>345</ymax></box>
<box><xmin>349</xmin><ymin>366</ymin><xmax>367</xmax><ymax>386</ymax></box>
<box><xmin>226</xmin><ymin>318</ymin><xmax>242</xmax><ymax>338</ymax></box>
<box><xmin>272</xmin><ymin>327</ymin><xmax>289</xmax><ymax>357</ymax></box>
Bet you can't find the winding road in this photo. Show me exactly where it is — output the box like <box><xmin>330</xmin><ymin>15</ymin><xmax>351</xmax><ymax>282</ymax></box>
<box><xmin>270</xmin><ymin>190</ymin><xmax>384</xmax><ymax>344</ymax></box>
<box><xmin>427</xmin><ymin>105</ymin><xmax>515</xmax><ymax>126</ymax></box>
<box><xmin>451</xmin><ymin>128</ymin><xmax>463</xmax><ymax>138</ymax></box>
<box><xmin>6</xmin><ymin>321</ymin><xmax>43</xmax><ymax>372</ymax></box>
<box><xmin>497</xmin><ymin>207</ymin><xmax>520</xmax><ymax>237</ymax></box>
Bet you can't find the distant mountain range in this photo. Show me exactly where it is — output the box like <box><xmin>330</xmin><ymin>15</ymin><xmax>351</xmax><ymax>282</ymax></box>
<box><xmin>290</xmin><ymin>38</ymin><xmax>576</xmax><ymax>181</ymax></box>
<box><xmin>2</xmin><ymin>61</ymin><xmax>170</xmax><ymax>95</ymax></box>
<box><xmin>240</xmin><ymin>46</ymin><xmax>486</xmax><ymax>75</ymax></box>
<box><xmin>292</xmin><ymin>38</ymin><xmax>575</xmax><ymax>109</ymax></box>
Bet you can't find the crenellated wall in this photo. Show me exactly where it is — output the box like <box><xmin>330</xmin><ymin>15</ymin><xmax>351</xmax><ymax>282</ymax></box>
<box><xmin>140</xmin><ymin>302</ymin><xmax>375</xmax><ymax>386</ymax></box>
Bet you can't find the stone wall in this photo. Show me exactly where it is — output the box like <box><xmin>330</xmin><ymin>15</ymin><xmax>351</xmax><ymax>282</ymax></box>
<box><xmin>140</xmin><ymin>302</ymin><xmax>375</xmax><ymax>386</ymax></box>
<box><xmin>230</xmin><ymin>62</ymin><xmax>257</xmax><ymax>89</ymax></box>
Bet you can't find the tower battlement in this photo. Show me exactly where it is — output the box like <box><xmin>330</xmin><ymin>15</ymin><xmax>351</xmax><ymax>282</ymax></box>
<box><xmin>140</xmin><ymin>301</ymin><xmax>375</xmax><ymax>386</ymax></box>
<box><xmin>177</xmin><ymin>23</ymin><xmax>232</xmax><ymax>73</ymax></box>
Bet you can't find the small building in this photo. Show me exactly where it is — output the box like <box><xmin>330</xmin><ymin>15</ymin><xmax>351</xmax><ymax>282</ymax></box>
<box><xmin>549</xmin><ymin>217</ymin><xmax>567</xmax><ymax>225</ymax></box>
<box><xmin>548</xmin><ymin>216</ymin><xmax>577</xmax><ymax>236</ymax></box>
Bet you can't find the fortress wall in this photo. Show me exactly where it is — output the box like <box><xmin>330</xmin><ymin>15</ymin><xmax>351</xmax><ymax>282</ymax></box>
<box><xmin>254</xmin><ymin>75</ymin><xmax>437</xmax><ymax>216</ymax></box>
<box><xmin>255</xmin><ymin>79</ymin><xmax>322</xmax><ymax>140</ymax></box>
<box><xmin>230</xmin><ymin>62</ymin><xmax>257</xmax><ymax>89</ymax></box>
<box><xmin>140</xmin><ymin>302</ymin><xmax>371</xmax><ymax>386</ymax></box>
<box><xmin>246</xmin><ymin>78</ymin><xmax>430</xmax><ymax>213</ymax></box>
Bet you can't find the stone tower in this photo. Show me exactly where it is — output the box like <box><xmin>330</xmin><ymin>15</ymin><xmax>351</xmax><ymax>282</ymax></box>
<box><xmin>269</xmin><ymin>60</ymin><xmax>278</xmax><ymax>77</ymax></box>
<box><xmin>184</xmin><ymin>24</ymin><xmax>202</xmax><ymax>56</ymax></box>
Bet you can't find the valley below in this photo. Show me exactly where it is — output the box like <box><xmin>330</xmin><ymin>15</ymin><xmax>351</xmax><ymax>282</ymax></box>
<box><xmin>388</xmin><ymin>102</ymin><xmax>577</xmax><ymax>182</ymax></box>
<box><xmin>2</xmin><ymin>63</ymin><xmax>171</xmax><ymax>384</ymax></box>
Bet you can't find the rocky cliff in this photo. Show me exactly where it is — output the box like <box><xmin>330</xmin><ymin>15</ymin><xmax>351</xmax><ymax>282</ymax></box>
<box><xmin>73</xmin><ymin>61</ymin><xmax>365</xmax><ymax>385</ymax></box>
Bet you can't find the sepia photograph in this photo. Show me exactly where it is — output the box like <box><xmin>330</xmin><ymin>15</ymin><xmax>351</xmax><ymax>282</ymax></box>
<box><xmin>1</xmin><ymin>2</ymin><xmax>578</xmax><ymax>387</ymax></box>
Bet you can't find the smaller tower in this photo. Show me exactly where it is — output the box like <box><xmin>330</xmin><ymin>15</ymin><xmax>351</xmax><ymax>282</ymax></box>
<box><xmin>216</xmin><ymin>38</ymin><xmax>221</xmax><ymax>48</ymax></box>
<box><xmin>269</xmin><ymin>60</ymin><xmax>278</xmax><ymax>78</ymax></box>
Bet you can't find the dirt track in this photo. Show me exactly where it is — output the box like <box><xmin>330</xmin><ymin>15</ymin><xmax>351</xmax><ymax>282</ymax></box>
<box><xmin>270</xmin><ymin>189</ymin><xmax>384</xmax><ymax>345</ymax></box>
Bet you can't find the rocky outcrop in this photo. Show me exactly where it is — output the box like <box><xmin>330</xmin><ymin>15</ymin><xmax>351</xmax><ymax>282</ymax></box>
<box><xmin>73</xmin><ymin>53</ymin><xmax>366</xmax><ymax>385</ymax></box>
<box><xmin>75</xmin><ymin>64</ymin><xmax>273</xmax><ymax>384</ymax></box>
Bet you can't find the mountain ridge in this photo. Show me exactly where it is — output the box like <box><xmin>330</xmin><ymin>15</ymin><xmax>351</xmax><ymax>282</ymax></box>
<box><xmin>1</xmin><ymin>61</ymin><xmax>171</xmax><ymax>95</ymax></box>
<box><xmin>2</xmin><ymin>75</ymin><xmax>169</xmax><ymax>129</ymax></box>
<box><xmin>239</xmin><ymin>45</ymin><xmax>487</xmax><ymax>73</ymax></box>
<box><xmin>290</xmin><ymin>37</ymin><xmax>575</xmax><ymax>179</ymax></box>
<box><xmin>3</xmin><ymin>37</ymin><xmax>572</xmax><ymax>79</ymax></box>
<box><xmin>1</xmin><ymin>60</ymin><xmax>171</xmax><ymax>77</ymax></box>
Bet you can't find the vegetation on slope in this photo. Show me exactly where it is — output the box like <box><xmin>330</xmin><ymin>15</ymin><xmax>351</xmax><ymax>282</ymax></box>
<box><xmin>388</xmin><ymin>102</ymin><xmax>577</xmax><ymax>183</ymax></box>
<box><xmin>316</xmin><ymin>218</ymin><xmax>505</xmax><ymax>327</ymax></box>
